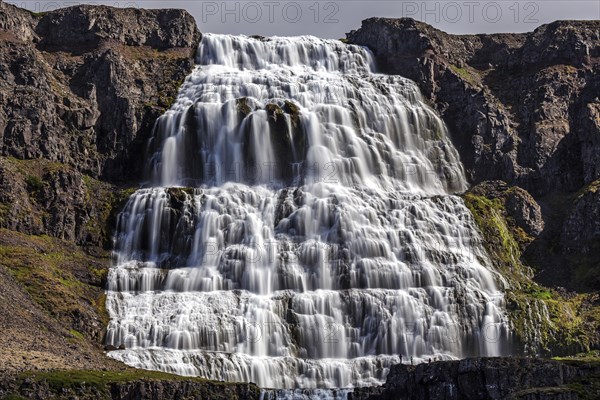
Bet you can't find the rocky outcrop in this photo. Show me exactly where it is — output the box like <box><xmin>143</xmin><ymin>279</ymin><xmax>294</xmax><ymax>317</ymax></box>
<box><xmin>351</xmin><ymin>358</ymin><xmax>600</xmax><ymax>400</ymax></box>
<box><xmin>347</xmin><ymin>18</ymin><xmax>600</xmax><ymax>196</ymax></box>
<box><xmin>469</xmin><ymin>181</ymin><xmax>545</xmax><ymax>240</ymax></box>
<box><xmin>0</xmin><ymin>2</ymin><xmax>201</xmax><ymax>182</ymax></box>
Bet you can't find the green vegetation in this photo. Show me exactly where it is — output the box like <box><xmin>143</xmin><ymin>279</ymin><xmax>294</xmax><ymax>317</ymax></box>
<box><xmin>24</xmin><ymin>174</ymin><xmax>44</xmax><ymax>192</ymax></box>
<box><xmin>283</xmin><ymin>100</ymin><xmax>301</xmax><ymax>127</ymax></box>
<box><xmin>69</xmin><ymin>329</ymin><xmax>85</xmax><ymax>341</ymax></box>
<box><xmin>21</xmin><ymin>369</ymin><xmax>209</xmax><ymax>387</ymax></box>
<box><xmin>464</xmin><ymin>192</ymin><xmax>600</xmax><ymax>355</ymax></box>
<box><xmin>26</xmin><ymin>10</ymin><xmax>46</xmax><ymax>17</ymax></box>
<box><xmin>82</xmin><ymin>174</ymin><xmax>135</xmax><ymax>247</ymax></box>
<box><xmin>450</xmin><ymin>64</ymin><xmax>481</xmax><ymax>86</ymax></box>
<box><xmin>166</xmin><ymin>186</ymin><xmax>194</xmax><ymax>202</ymax></box>
<box><xmin>0</xmin><ymin>229</ymin><xmax>107</xmax><ymax>326</ymax></box>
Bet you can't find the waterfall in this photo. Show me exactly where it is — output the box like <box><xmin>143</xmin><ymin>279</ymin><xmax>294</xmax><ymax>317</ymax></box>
<box><xmin>105</xmin><ymin>34</ymin><xmax>511</xmax><ymax>393</ymax></box>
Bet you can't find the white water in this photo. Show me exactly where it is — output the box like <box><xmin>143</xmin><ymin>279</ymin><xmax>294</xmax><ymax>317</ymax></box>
<box><xmin>106</xmin><ymin>34</ymin><xmax>511</xmax><ymax>395</ymax></box>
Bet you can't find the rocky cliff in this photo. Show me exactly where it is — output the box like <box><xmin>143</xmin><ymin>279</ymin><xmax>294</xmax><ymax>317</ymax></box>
<box><xmin>347</xmin><ymin>18</ymin><xmax>600</xmax><ymax>294</ymax></box>
<box><xmin>0</xmin><ymin>1</ymin><xmax>200</xmax><ymax>181</ymax></box>
<box><xmin>0</xmin><ymin>0</ymin><xmax>201</xmax><ymax>381</ymax></box>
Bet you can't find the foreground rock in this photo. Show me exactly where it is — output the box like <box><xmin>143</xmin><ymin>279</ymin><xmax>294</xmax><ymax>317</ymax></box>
<box><xmin>0</xmin><ymin>369</ymin><xmax>261</xmax><ymax>400</ymax></box>
<box><xmin>351</xmin><ymin>357</ymin><xmax>600</xmax><ymax>400</ymax></box>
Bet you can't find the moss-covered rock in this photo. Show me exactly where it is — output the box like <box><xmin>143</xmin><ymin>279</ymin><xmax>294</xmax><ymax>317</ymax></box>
<box><xmin>0</xmin><ymin>369</ymin><xmax>261</xmax><ymax>400</ymax></box>
<box><xmin>464</xmin><ymin>183</ymin><xmax>600</xmax><ymax>356</ymax></box>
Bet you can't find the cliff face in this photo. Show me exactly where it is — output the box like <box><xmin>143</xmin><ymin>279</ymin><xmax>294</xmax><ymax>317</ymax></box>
<box><xmin>0</xmin><ymin>2</ymin><xmax>200</xmax><ymax>182</ymax></box>
<box><xmin>0</xmin><ymin>1</ymin><xmax>599</xmax><ymax>392</ymax></box>
<box><xmin>347</xmin><ymin>18</ymin><xmax>600</xmax><ymax>194</ymax></box>
<box><xmin>0</xmin><ymin>2</ymin><xmax>200</xmax><ymax>378</ymax></box>
<box><xmin>347</xmin><ymin>18</ymin><xmax>600</xmax><ymax>292</ymax></box>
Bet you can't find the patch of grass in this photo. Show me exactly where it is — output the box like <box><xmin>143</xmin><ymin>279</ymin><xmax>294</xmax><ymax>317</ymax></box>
<box><xmin>69</xmin><ymin>329</ymin><xmax>85</xmax><ymax>341</ymax></box>
<box><xmin>450</xmin><ymin>64</ymin><xmax>481</xmax><ymax>86</ymax></box>
<box><xmin>0</xmin><ymin>229</ymin><xmax>108</xmax><ymax>337</ymax></box>
<box><xmin>2</xmin><ymin>395</ymin><xmax>27</xmax><ymax>400</ymax></box>
<box><xmin>24</xmin><ymin>175</ymin><xmax>44</xmax><ymax>192</ymax></box>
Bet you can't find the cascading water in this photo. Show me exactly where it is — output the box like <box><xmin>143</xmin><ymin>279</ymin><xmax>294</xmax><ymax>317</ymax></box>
<box><xmin>105</xmin><ymin>33</ymin><xmax>511</xmax><ymax>394</ymax></box>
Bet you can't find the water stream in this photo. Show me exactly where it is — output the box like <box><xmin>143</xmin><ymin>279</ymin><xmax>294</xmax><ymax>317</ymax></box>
<box><xmin>105</xmin><ymin>33</ymin><xmax>511</xmax><ymax>396</ymax></box>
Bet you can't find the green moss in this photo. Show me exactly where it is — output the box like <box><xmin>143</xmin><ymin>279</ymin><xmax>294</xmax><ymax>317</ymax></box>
<box><xmin>236</xmin><ymin>97</ymin><xmax>252</xmax><ymax>116</ymax></box>
<box><xmin>12</xmin><ymin>369</ymin><xmax>260</xmax><ymax>398</ymax></box>
<box><xmin>283</xmin><ymin>100</ymin><xmax>301</xmax><ymax>127</ymax></box>
<box><xmin>95</xmin><ymin>292</ymin><xmax>109</xmax><ymax>326</ymax></box>
<box><xmin>82</xmin><ymin>174</ymin><xmax>136</xmax><ymax>247</ymax></box>
<box><xmin>69</xmin><ymin>329</ymin><xmax>85</xmax><ymax>341</ymax></box>
<box><xmin>158</xmin><ymin>94</ymin><xmax>175</xmax><ymax>109</ymax></box>
<box><xmin>0</xmin><ymin>229</ymin><xmax>108</xmax><ymax>335</ymax></box>
<box><xmin>338</xmin><ymin>38</ymin><xmax>349</xmax><ymax>44</ymax></box>
<box><xmin>167</xmin><ymin>187</ymin><xmax>194</xmax><ymax>203</ymax></box>
<box><xmin>2</xmin><ymin>395</ymin><xmax>27</xmax><ymax>400</ymax></box>
<box><xmin>23</xmin><ymin>369</ymin><xmax>208</xmax><ymax>387</ymax></box>
<box><xmin>26</xmin><ymin>10</ymin><xmax>46</xmax><ymax>17</ymax></box>
<box><xmin>463</xmin><ymin>193</ymin><xmax>522</xmax><ymax>272</ymax></box>
<box><xmin>24</xmin><ymin>174</ymin><xmax>44</xmax><ymax>192</ymax></box>
<box><xmin>450</xmin><ymin>64</ymin><xmax>481</xmax><ymax>86</ymax></box>
<box><xmin>464</xmin><ymin>191</ymin><xmax>600</xmax><ymax>355</ymax></box>
<box><xmin>265</xmin><ymin>103</ymin><xmax>284</xmax><ymax>118</ymax></box>
<box><xmin>575</xmin><ymin>179</ymin><xmax>600</xmax><ymax>200</ymax></box>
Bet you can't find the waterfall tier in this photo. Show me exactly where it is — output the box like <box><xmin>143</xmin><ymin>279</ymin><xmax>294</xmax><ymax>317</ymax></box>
<box><xmin>106</xmin><ymin>33</ymin><xmax>511</xmax><ymax>392</ymax></box>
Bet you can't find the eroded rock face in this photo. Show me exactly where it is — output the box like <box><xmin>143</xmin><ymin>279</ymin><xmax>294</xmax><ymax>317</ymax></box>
<box><xmin>0</xmin><ymin>2</ymin><xmax>201</xmax><ymax>182</ymax></box>
<box><xmin>561</xmin><ymin>182</ymin><xmax>600</xmax><ymax>290</ymax></box>
<box><xmin>36</xmin><ymin>5</ymin><xmax>199</xmax><ymax>50</ymax></box>
<box><xmin>347</xmin><ymin>18</ymin><xmax>600</xmax><ymax>196</ymax></box>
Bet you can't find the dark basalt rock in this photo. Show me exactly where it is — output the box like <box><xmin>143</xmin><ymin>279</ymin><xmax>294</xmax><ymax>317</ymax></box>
<box><xmin>350</xmin><ymin>358</ymin><xmax>600</xmax><ymax>400</ymax></box>
<box><xmin>0</xmin><ymin>1</ymin><xmax>201</xmax><ymax>183</ymax></box>
<box><xmin>0</xmin><ymin>372</ymin><xmax>261</xmax><ymax>400</ymax></box>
